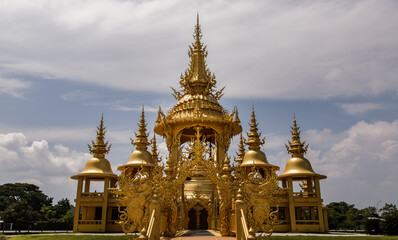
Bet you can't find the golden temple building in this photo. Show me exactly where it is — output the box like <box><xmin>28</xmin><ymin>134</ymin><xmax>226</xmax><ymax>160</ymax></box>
<box><xmin>71</xmin><ymin>16</ymin><xmax>329</xmax><ymax>236</ymax></box>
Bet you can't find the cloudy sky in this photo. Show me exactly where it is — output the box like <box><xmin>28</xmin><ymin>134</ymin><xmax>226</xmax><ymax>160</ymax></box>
<box><xmin>1</xmin><ymin>0</ymin><xmax>398</xmax><ymax>210</ymax></box>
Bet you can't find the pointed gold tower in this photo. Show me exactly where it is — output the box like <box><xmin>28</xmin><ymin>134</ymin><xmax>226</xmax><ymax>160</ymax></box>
<box><xmin>71</xmin><ymin>115</ymin><xmax>119</xmax><ymax>233</ymax></box>
<box><xmin>277</xmin><ymin>115</ymin><xmax>327</xmax><ymax>233</ymax></box>
<box><xmin>118</xmin><ymin>107</ymin><xmax>155</xmax><ymax>170</ymax></box>
<box><xmin>278</xmin><ymin>115</ymin><xmax>326</xmax><ymax>179</ymax></box>
<box><xmin>235</xmin><ymin>133</ymin><xmax>245</xmax><ymax>165</ymax></box>
<box><xmin>151</xmin><ymin>132</ymin><xmax>160</xmax><ymax>164</ymax></box>
<box><xmin>241</xmin><ymin>107</ymin><xmax>278</xmax><ymax>171</ymax></box>
<box><xmin>72</xmin><ymin>114</ymin><xmax>116</xmax><ymax>179</ymax></box>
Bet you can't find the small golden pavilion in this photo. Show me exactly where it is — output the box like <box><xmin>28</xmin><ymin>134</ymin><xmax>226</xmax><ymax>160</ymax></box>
<box><xmin>71</xmin><ymin>17</ymin><xmax>329</xmax><ymax>236</ymax></box>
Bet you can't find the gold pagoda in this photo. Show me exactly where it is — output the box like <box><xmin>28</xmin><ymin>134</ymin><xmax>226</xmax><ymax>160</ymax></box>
<box><xmin>71</xmin><ymin>16</ymin><xmax>328</xmax><ymax>236</ymax></box>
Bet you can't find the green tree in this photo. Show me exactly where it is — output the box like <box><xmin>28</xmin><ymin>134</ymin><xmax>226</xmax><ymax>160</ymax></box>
<box><xmin>53</xmin><ymin>198</ymin><xmax>72</xmax><ymax>219</ymax></box>
<box><xmin>361</xmin><ymin>206</ymin><xmax>383</xmax><ymax>235</ymax></box>
<box><xmin>0</xmin><ymin>183</ymin><xmax>53</xmax><ymax>223</ymax></box>
<box><xmin>380</xmin><ymin>203</ymin><xmax>398</xmax><ymax>235</ymax></box>
<box><xmin>41</xmin><ymin>198</ymin><xmax>72</xmax><ymax>222</ymax></box>
<box><xmin>327</xmin><ymin>201</ymin><xmax>360</xmax><ymax>230</ymax></box>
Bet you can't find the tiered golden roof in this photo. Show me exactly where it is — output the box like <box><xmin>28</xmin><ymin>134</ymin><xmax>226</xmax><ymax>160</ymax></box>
<box><xmin>154</xmin><ymin>15</ymin><xmax>241</xmax><ymax>138</ymax></box>
<box><xmin>241</xmin><ymin>107</ymin><xmax>279</xmax><ymax>170</ymax></box>
<box><xmin>118</xmin><ymin>107</ymin><xmax>155</xmax><ymax>170</ymax></box>
<box><xmin>71</xmin><ymin>115</ymin><xmax>117</xmax><ymax>179</ymax></box>
<box><xmin>278</xmin><ymin>115</ymin><xmax>326</xmax><ymax>179</ymax></box>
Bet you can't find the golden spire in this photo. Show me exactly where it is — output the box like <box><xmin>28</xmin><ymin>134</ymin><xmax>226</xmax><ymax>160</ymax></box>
<box><xmin>131</xmin><ymin>106</ymin><xmax>150</xmax><ymax>151</ymax></box>
<box><xmin>172</xmin><ymin>14</ymin><xmax>224</xmax><ymax>100</ymax></box>
<box><xmin>151</xmin><ymin>132</ymin><xmax>159</xmax><ymax>164</ymax></box>
<box><xmin>88</xmin><ymin>114</ymin><xmax>111</xmax><ymax>157</ymax></box>
<box><xmin>155</xmin><ymin>106</ymin><xmax>163</xmax><ymax>124</ymax></box>
<box><xmin>245</xmin><ymin>106</ymin><xmax>265</xmax><ymax>151</ymax></box>
<box><xmin>235</xmin><ymin>133</ymin><xmax>245</xmax><ymax>165</ymax></box>
<box><xmin>285</xmin><ymin>114</ymin><xmax>308</xmax><ymax>158</ymax></box>
<box><xmin>234</xmin><ymin>106</ymin><xmax>241</xmax><ymax>124</ymax></box>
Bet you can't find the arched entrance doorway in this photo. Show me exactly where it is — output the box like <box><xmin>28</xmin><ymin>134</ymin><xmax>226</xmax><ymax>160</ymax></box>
<box><xmin>187</xmin><ymin>204</ymin><xmax>209</xmax><ymax>230</ymax></box>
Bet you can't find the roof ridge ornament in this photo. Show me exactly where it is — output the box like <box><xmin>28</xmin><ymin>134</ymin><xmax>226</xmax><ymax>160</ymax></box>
<box><xmin>171</xmin><ymin>14</ymin><xmax>225</xmax><ymax>100</ymax></box>
<box><xmin>285</xmin><ymin>114</ymin><xmax>309</xmax><ymax>158</ymax></box>
<box><xmin>88</xmin><ymin>113</ymin><xmax>111</xmax><ymax>157</ymax></box>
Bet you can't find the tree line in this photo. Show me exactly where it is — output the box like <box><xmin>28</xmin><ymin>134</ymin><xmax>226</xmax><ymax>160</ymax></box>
<box><xmin>327</xmin><ymin>201</ymin><xmax>398</xmax><ymax>235</ymax></box>
<box><xmin>0</xmin><ymin>183</ymin><xmax>73</xmax><ymax>231</ymax></box>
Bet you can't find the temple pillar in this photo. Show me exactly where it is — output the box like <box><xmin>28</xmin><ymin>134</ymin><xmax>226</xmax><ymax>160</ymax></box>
<box><xmin>314</xmin><ymin>177</ymin><xmax>325</xmax><ymax>232</ymax></box>
<box><xmin>84</xmin><ymin>179</ymin><xmax>90</xmax><ymax>193</ymax></box>
<box><xmin>100</xmin><ymin>177</ymin><xmax>110</xmax><ymax>232</ymax></box>
<box><xmin>73</xmin><ymin>178</ymin><xmax>83</xmax><ymax>232</ymax></box>
<box><xmin>287</xmin><ymin>178</ymin><xmax>296</xmax><ymax>232</ymax></box>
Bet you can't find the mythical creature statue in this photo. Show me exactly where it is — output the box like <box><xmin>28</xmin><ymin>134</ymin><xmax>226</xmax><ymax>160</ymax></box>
<box><xmin>111</xmin><ymin>170</ymin><xmax>154</xmax><ymax>238</ymax></box>
<box><xmin>239</xmin><ymin>168</ymin><xmax>281</xmax><ymax>239</ymax></box>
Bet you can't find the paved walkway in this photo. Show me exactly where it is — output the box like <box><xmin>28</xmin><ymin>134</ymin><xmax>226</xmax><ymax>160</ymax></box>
<box><xmin>162</xmin><ymin>230</ymin><xmax>235</xmax><ymax>240</ymax></box>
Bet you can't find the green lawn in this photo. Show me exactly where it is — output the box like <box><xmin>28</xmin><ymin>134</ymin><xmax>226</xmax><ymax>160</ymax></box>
<box><xmin>5</xmin><ymin>235</ymin><xmax>398</xmax><ymax>240</ymax></box>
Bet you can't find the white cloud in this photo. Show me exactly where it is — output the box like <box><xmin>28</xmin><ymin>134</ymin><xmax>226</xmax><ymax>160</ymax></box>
<box><xmin>0</xmin><ymin>132</ymin><xmax>91</xmax><ymax>202</ymax></box>
<box><xmin>339</xmin><ymin>102</ymin><xmax>387</xmax><ymax>115</ymax></box>
<box><xmin>1</xmin><ymin>0</ymin><xmax>398</xmax><ymax>100</ymax></box>
<box><xmin>60</xmin><ymin>89</ymin><xmax>96</xmax><ymax>101</ymax></box>
<box><xmin>0</xmin><ymin>77</ymin><xmax>31</xmax><ymax>98</ymax></box>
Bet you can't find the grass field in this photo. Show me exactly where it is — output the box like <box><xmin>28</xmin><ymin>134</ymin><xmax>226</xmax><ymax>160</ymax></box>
<box><xmin>4</xmin><ymin>235</ymin><xmax>398</xmax><ymax>240</ymax></box>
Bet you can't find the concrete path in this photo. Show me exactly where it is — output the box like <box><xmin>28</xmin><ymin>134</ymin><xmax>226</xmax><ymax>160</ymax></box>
<box><xmin>162</xmin><ymin>230</ymin><xmax>235</xmax><ymax>240</ymax></box>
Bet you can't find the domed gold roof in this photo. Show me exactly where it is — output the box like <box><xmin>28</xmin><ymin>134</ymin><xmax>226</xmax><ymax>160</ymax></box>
<box><xmin>278</xmin><ymin>157</ymin><xmax>326</xmax><ymax>179</ymax></box>
<box><xmin>241</xmin><ymin>150</ymin><xmax>278</xmax><ymax>170</ymax></box>
<box><xmin>119</xmin><ymin>150</ymin><xmax>154</xmax><ymax>169</ymax></box>
<box><xmin>71</xmin><ymin>115</ymin><xmax>117</xmax><ymax>180</ymax></box>
<box><xmin>278</xmin><ymin>115</ymin><xmax>326</xmax><ymax>179</ymax></box>
<box><xmin>240</xmin><ymin>107</ymin><xmax>279</xmax><ymax>170</ymax></box>
<box><xmin>71</xmin><ymin>156</ymin><xmax>117</xmax><ymax>179</ymax></box>
<box><xmin>118</xmin><ymin>107</ymin><xmax>155</xmax><ymax>171</ymax></box>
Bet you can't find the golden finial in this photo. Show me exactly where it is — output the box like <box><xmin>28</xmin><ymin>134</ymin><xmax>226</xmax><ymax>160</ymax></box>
<box><xmin>245</xmin><ymin>106</ymin><xmax>265</xmax><ymax>151</ymax></box>
<box><xmin>194</xmin><ymin>13</ymin><xmax>202</xmax><ymax>48</ymax></box>
<box><xmin>235</xmin><ymin>133</ymin><xmax>245</xmax><ymax>165</ymax></box>
<box><xmin>155</xmin><ymin>106</ymin><xmax>163</xmax><ymax>124</ymax></box>
<box><xmin>285</xmin><ymin>114</ymin><xmax>309</xmax><ymax>158</ymax></box>
<box><xmin>151</xmin><ymin>132</ymin><xmax>160</xmax><ymax>164</ymax></box>
<box><xmin>223</xmin><ymin>155</ymin><xmax>231</xmax><ymax>172</ymax></box>
<box><xmin>88</xmin><ymin>113</ymin><xmax>111</xmax><ymax>157</ymax></box>
<box><xmin>234</xmin><ymin>106</ymin><xmax>241</xmax><ymax>124</ymax></box>
<box><xmin>131</xmin><ymin>106</ymin><xmax>150</xmax><ymax>151</ymax></box>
